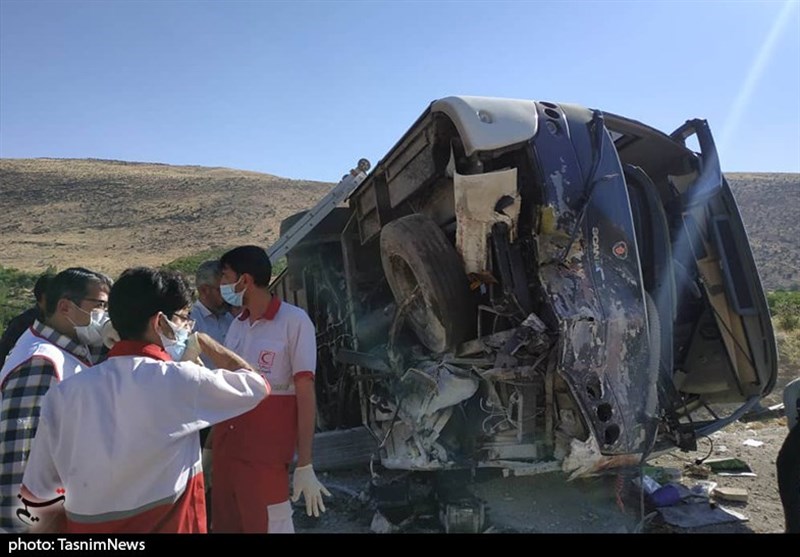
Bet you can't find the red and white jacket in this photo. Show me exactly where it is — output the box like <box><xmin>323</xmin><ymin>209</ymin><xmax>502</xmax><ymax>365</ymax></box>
<box><xmin>21</xmin><ymin>341</ymin><xmax>269</xmax><ymax>533</ymax></box>
<box><xmin>215</xmin><ymin>296</ymin><xmax>316</xmax><ymax>466</ymax></box>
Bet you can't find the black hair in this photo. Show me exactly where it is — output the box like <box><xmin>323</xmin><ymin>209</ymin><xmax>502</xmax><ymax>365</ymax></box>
<box><xmin>93</xmin><ymin>272</ymin><xmax>115</xmax><ymax>291</ymax></box>
<box><xmin>33</xmin><ymin>273</ymin><xmax>54</xmax><ymax>303</ymax></box>
<box><xmin>220</xmin><ymin>245</ymin><xmax>272</xmax><ymax>287</ymax></box>
<box><xmin>44</xmin><ymin>268</ymin><xmax>109</xmax><ymax>317</ymax></box>
<box><xmin>109</xmin><ymin>267</ymin><xmax>193</xmax><ymax>341</ymax></box>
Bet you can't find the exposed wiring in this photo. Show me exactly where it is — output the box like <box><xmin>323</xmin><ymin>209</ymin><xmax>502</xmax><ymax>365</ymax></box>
<box><xmin>694</xmin><ymin>435</ymin><xmax>714</xmax><ymax>465</ymax></box>
<box><xmin>615</xmin><ymin>474</ymin><xmax>626</xmax><ymax>514</ymax></box>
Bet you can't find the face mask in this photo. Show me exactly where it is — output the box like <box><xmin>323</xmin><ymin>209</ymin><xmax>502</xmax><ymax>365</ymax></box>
<box><xmin>70</xmin><ymin>303</ymin><xmax>109</xmax><ymax>347</ymax></box>
<box><xmin>220</xmin><ymin>278</ymin><xmax>246</xmax><ymax>307</ymax></box>
<box><xmin>157</xmin><ymin>313</ymin><xmax>191</xmax><ymax>361</ymax></box>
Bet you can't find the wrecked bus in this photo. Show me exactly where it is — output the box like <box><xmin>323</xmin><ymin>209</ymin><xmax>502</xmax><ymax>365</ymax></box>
<box><xmin>272</xmin><ymin>96</ymin><xmax>777</xmax><ymax>485</ymax></box>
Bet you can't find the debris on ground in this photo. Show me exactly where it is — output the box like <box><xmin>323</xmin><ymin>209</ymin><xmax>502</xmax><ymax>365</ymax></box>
<box><xmin>641</xmin><ymin>466</ymin><xmax>682</xmax><ymax>484</ymax></box>
<box><xmin>689</xmin><ymin>480</ymin><xmax>717</xmax><ymax>498</ymax></box>
<box><xmin>739</xmin><ymin>402</ymin><xmax>785</xmax><ymax>423</ymax></box>
<box><xmin>684</xmin><ymin>463</ymin><xmax>712</xmax><ymax>479</ymax></box>
<box><xmin>651</xmin><ymin>484</ymin><xmax>682</xmax><ymax>507</ymax></box>
<box><xmin>658</xmin><ymin>503</ymin><xmax>748</xmax><ymax>528</ymax></box>
<box><xmin>705</xmin><ymin>458</ymin><xmax>756</xmax><ymax>477</ymax></box>
<box><xmin>632</xmin><ymin>475</ymin><xmax>661</xmax><ymax>495</ymax></box>
<box><xmin>742</xmin><ymin>439</ymin><xmax>765</xmax><ymax>448</ymax></box>
<box><xmin>713</xmin><ymin>487</ymin><xmax>749</xmax><ymax>503</ymax></box>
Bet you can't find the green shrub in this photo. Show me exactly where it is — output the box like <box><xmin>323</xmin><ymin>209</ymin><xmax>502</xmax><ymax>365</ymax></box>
<box><xmin>768</xmin><ymin>291</ymin><xmax>800</xmax><ymax>331</ymax></box>
<box><xmin>0</xmin><ymin>266</ymin><xmax>54</xmax><ymax>329</ymax></box>
<box><xmin>160</xmin><ymin>249</ymin><xmax>230</xmax><ymax>276</ymax></box>
<box><xmin>779</xmin><ymin>313</ymin><xmax>799</xmax><ymax>331</ymax></box>
<box><xmin>161</xmin><ymin>250</ymin><xmax>286</xmax><ymax>281</ymax></box>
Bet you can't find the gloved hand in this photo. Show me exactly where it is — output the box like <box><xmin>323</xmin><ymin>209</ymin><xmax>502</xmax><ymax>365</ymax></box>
<box><xmin>291</xmin><ymin>464</ymin><xmax>331</xmax><ymax>517</ymax></box>
<box><xmin>181</xmin><ymin>332</ymin><xmax>203</xmax><ymax>363</ymax></box>
<box><xmin>101</xmin><ymin>321</ymin><xmax>120</xmax><ymax>350</ymax></box>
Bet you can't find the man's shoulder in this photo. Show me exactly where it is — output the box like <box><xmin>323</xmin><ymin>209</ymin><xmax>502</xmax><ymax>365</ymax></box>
<box><xmin>8</xmin><ymin>307</ymin><xmax>37</xmax><ymax>325</ymax></box>
<box><xmin>278</xmin><ymin>300</ymin><xmax>311</xmax><ymax>322</ymax></box>
<box><xmin>190</xmin><ymin>300</ymin><xmax>209</xmax><ymax>316</ymax></box>
<box><xmin>5</xmin><ymin>353</ymin><xmax>58</xmax><ymax>374</ymax></box>
<box><xmin>1</xmin><ymin>354</ymin><xmax>59</xmax><ymax>395</ymax></box>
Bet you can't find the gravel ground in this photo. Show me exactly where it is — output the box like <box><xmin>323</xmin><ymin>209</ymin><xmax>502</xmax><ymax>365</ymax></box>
<box><xmin>294</xmin><ymin>415</ymin><xmax>792</xmax><ymax>534</ymax></box>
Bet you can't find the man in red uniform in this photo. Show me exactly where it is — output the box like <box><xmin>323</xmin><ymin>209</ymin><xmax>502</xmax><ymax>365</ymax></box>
<box><xmin>212</xmin><ymin>245</ymin><xmax>330</xmax><ymax>533</ymax></box>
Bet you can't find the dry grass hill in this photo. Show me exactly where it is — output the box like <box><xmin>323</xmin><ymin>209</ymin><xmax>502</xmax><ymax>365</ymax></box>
<box><xmin>0</xmin><ymin>159</ymin><xmax>797</xmax><ymax>291</ymax></box>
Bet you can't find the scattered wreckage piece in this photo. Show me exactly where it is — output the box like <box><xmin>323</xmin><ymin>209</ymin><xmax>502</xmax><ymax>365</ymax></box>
<box><xmin>712</xmin><ymin>486</ymin><xmax>749</xmax><ymax>503</ymax></box>
<box><xmin>658</xmin><ymin>503</ymin><xmax>748</xmax><ymax>529</ymax></box>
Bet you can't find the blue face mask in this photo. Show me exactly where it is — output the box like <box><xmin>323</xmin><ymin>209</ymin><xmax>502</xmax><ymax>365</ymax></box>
<box><xmin>220</xmin><ymin>278</ymin><xmax>246</xmax><ymax>307</ymax></box>
<box><xmin>158</xmin><ymin>314</ymin><xmax>191</xmax><ymax>361</ymax></box>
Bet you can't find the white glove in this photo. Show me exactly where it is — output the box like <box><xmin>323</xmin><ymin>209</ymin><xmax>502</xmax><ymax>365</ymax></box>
<box><xmin>181</xmin><ymin>333</ymin><xmax>202</xmax><ymax>363</ymax></box>
<box><xmin>101</xmin><ymin>321</ymin><xmax>120</xmax><ymax>349</ymax></box>
<box><xmin>291</xmin><ymin>464</ymin><xmax>331</xmax><ymax>517</ymax></box>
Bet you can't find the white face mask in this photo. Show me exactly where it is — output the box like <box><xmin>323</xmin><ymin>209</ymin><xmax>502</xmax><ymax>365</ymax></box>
<box><xmin>220</xmin><ymin>277</ymin><xmax>246</xmax><ymax>307</ymax></box>
<box><xmin>157</xmin><ymin>314</ymin><xmax>192</xmax><ymax>361</ymax></box>
<box><xmin>70</xmin><ymin>303</ymin><xmax>109</xmax><ymax>347</ymax></box>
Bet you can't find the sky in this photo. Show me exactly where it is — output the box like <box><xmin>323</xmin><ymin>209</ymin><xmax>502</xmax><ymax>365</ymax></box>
<box><xmin>1</xmin><ymin>0</ymin><xmax>798</xmax><ymax>182</ymax></box>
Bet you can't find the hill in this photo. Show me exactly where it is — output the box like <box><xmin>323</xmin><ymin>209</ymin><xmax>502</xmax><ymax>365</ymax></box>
<box><xmin>0</xmin><ymin>158</ymin><xmax>797</xmax><ymax>290</ymax></box>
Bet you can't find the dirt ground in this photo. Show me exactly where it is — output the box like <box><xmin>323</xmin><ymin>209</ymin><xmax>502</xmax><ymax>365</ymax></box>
<box><xmin>294</xmin><ymin>368</ymin><xmax>796</xmax><ymax>536</ymax></box>
<box><xmin>292</xmin><ymin>414</ymin><xmax>791</xmax><ymax>534</ymax></box>
<box><xmin>293</xmin><ymin>336</ymin><xmax>797</xmax><ymax>535</ymax></box>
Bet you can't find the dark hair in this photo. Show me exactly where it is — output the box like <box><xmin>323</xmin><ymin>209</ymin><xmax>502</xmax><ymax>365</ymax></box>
<box><xmin>195</xmin><ymin>259</ymin><xmax>222</xmax><ymax>287</ymax></box>
<box><xmin>220</xmin><ymin>245</ymin><xmax>271</xmax><ymax>287</ymax></box>
<box><xmin>44</xmin><ymin>268</ymin><xmax>109</xmax><ymax>317</ymax></box>
<box><xmin>33</xmin><ymin>273</ymin><xmax>54</xmax><ymax>303</ymax></box>
<box><xmin>109</xmin><ymin>267</ymin><xmax>193</xmax><ymax>340</ymax></box>
<box><xmin>93</xmin><ymin>271</ymin><xmax>115</xmax><ymax>291</ymax></box>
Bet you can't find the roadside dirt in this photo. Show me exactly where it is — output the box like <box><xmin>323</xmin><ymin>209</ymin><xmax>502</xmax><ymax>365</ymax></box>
<box><xmin>294</xmin><ymin>329</ymin><xmax>797</xmax><ymax>534</ymax></box>
<box><xmin>294</xmin><ymin>415</ymin><xmax>791</xmax><ymax>534</ymax></box>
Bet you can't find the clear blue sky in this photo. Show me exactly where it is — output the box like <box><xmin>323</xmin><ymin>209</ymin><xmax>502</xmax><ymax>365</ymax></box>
<box><xmin>1</xmin><ymin>0</ymin><xmax>798</xmax><ymax>181</ymax></box>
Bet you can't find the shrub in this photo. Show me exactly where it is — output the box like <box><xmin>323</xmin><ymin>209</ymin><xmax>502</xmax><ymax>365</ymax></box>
<box><xmin>0</xmin><ymin>266</ymin><xmax>56</xmax><ymax>329</ymax></box>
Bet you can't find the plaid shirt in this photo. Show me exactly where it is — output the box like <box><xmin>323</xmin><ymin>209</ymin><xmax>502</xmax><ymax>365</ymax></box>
<box><xmin>0</xmin><ymin>320</ymin><xmax>97</xmax><ymax>533</ymax></box>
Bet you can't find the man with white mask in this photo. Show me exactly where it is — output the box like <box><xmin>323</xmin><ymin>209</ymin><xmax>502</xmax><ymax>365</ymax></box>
<box><xmin>0</xmin><ymin>267</ymin><xmax>110</xmax><ymax>533</ymax></box>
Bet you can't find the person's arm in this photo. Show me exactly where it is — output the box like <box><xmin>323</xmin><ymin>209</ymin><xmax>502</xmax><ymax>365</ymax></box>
<box><xmin>289</xmin><ymin>313</ymin><xmax>317</xmax><ymax>465</ymax></box>
<box><xmin>294</xmin><ymin>375</ymin><xmax>316</xmax><ymax>467</ymax></box>
<box><xmin>19</xmin><ymin>388</ymin><xmax>65</xmax><ymax>534</ymax></box>
<box><xmin>194</xmin><ymin>333</ymin><xmax>254</xmax><ymax>372</ymax></box>
<box><xmin>0</xmin><ymin>358</ymin><xmax>59</xmax><ymax>532</ymax></box>
<box><xmin>291</xmin><ymin>375</ymin><xmax>331</xmax><ymax>517</ymax></box>
<box><xmin>188</xmin><ymin>358</ymin><xmax>269</xmax><ymax>428</ymax></box>
<box><xmin>288</xmin><ymin>313</ymin><xmax>330</xmax><ymax>517</ymax></box>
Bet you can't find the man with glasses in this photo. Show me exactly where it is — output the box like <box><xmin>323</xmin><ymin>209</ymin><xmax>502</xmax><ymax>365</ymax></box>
<box><xmin>0</xmin><ymin>267</ymin><xmax>110</xmax><ymax>533</ymax></box>
<box><xmin>19</xmin><ymin>267</ymin><xmax>268</xmax><ymax>533</ymax></box>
